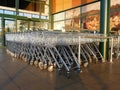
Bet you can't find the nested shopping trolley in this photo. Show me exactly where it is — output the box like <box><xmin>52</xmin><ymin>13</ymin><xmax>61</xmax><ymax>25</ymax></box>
<box><xmin>5</xmin><ymin>30</ymin><xmax>112</xmax><ymax>78</ymax></box>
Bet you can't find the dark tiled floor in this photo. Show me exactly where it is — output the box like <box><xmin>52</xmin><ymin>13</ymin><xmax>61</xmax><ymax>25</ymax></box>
<box><xmin>0</xmin><ymin>48</ymin><xmax>120</xmax><ymax>90</ymax></box>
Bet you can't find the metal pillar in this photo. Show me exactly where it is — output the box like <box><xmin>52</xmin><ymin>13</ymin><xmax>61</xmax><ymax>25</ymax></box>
<box><xmin>39</xmin><ymin>0</ymin><xmax>42</xmax><ymax>29</ymax></box>
<box><xmin>1</xmin><ymin>17</ymin><xmax>5</xmax><ymax>46</ymax></box>
<box><xmin>28</xmin><ymin>20</ymin><xmax>30</xmax><ymax>30</ymax></box>
<box><xmin>49</xmin><ymin>0</ymin><xmax>53</xmax><ymax>29</ymax></box>
<box><xmin>99</xmin><ymin>0</ymin><xmax>110</xmax><ymax>61</ymax></box>
<box><xmin>15</xmin><ymin>0</ymin><xmax>19</xmax><ymax>32</ymax></box>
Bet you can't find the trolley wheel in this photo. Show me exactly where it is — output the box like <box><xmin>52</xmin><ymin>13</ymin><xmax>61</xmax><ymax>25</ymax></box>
<box><xmin>39</xmin><ymin>62</ymin><xmax>44</xmax><ymax>70</ymax></box>
<box><xmin>34</xmin><ymin>61</ymin><xmax>38</xmax><ymax>67</ymax></box>
<box><xmin>48</xmin><ymin>65</ymin><xmax>54</xmax><ymax>72</ymax></box>
<box><xmin>30</xmin><ymin>61</ymin><xmax>34</xmax><ymax>65</ymax></box>
<box><xmin>24</xmin><ymin>57</ymin><xmax>27</xmax><ymax>62</ymax></box>
<box><xmin>76</xmin><ymin>68</ymin><xmax>80</xmax><ymax>73</ymax></box>
<box><xmin>83</xmin><ymin>62</ymin><xmax>88</xmax><ymax>68</ymax></box>
<box><xmin>48</xmin><ymin>61</ymin><xmax>51</xmax><ymax>66</ymax></box>
<box><xmin>44</xmin><ymin>64</ymin><xmax>48</xmax><ymax>69</ymax></box>
<box><xmin>66</xmin><ymin>72</ymin><xmax>70</xmax><ymax>79</ymax></box>
<box><xmin>53</xmin><ymin>63</ymin><xmax>57</xmax><ymax>68</ymax></box>
<box><xmin>57</xmin><ymin>68</ymin><xmax>61</xmax><ymax>75</ymax></box>
<box><xmin>89</xmin><ymin>58</ymin><xmax>92</xmax><ymax>63</ymax></box>
<box><xmin>92</xmin><ymin>56</ymin><xmax>97</xmax><ymax>63</ymax></box>
<box><xmin>102</xmin><ymin>59</ymin><xmax>105</xmax><ymax>62</ymax></box>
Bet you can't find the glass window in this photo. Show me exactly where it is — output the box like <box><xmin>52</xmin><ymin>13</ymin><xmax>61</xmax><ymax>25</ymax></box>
<box><xmin>110</xmin><ymin>0</ymin><xmax>120</xmax><ymax>32</ymax></box>
<box><xmin>81</xmin><ymin>2</ymin><xmax>100</xmax><ymax>31</ymax></box>
<box><xmin>44</xmin><ymin>5</ymin><xmax>49</xmax><ymax>15</ymax></box>
<box><xmin>40</xmin><ymin>21</ymin><xmax>48</xmax><ymax>29</ymax></box>
<box><xmin>46</xmin><ymin>0</ymin><xmax>49</xmax><ymax>5</ymax></box>
<box><xmin>32</xmin><ymin>14</ymin><xmax>39</xmax><ymax>18</ymax></box>
<box><xmin>19</xmin><ymin>12</ymin><xmax>24</xmax><ymax>16</ymax></box>
<box><xmin>66</xmin><ymin>9</ymin><xmax>74</xmax><ymax>19</ymax></box>
<box><xmin>65</xmin><ymin>18</ymin><xmax>80</xmax><ymax>32</ymax></box>
<box><xmin>5</xmin><ymin>20</ymin><xmax>16</xmax><ymax>32</ymax></box>
<box><xmin>24</xmin><ymin>13</ymin><xmax>31</xmax><ymax>18</ymax></box>
<box><xmin>110</xmin><ymin>11</ymin><xmax>120</xmax><ymax>31</ymax></box>
<box><xmin>73</xmin><ymin>8</ymin><xmax>80</xmax><ymax>18</ymax></box>
<box><xmin>54</xmin><ymin>12</ymin><xmax>65</xmax><ymax>21</ymax></box>
<box><xmin>66</xmin><ymin>8</ymin><xmax>80</xmax><ymax>19</ymax></box>
<box><xmin>111</xmin><ymin>0</ymin><xmax>120</xmax><ymax>6</ymax></box>
<box><xmin>0</xmin><ymin>17</ymin><xmax>1</xmax><ymax>32</ymax></box>
<box><xmin>0</xmin><ymin>9</ymin><xmax>3</xmax><ymax>14</ymax></box>
<box><xmin>41</xmin><ymin>15</ymin><xmax>47</xmax><ymax>19</ymax></box>
<box><xmin>17</xmin><ymin>20</ymin><xmax>28</xmax><ymax>32</ymax></box>
<box><xmin>54</xmin><ymin>21</ymin><xmax>65</xmax><ymax>31</ymax></box>
<box><xmin>81</xmin><ymin>2</ymin><xmax>100</xmax><ymax>14</ymax></box>
<box><xmin>81</xmin><ymin>15</ymin><xmax>100</xmax><ymax>31</ymax></box>
<box><xmin>4</xmin><ymin>10</ymin><xmax>14</xmax><ymax>15</ymax></box>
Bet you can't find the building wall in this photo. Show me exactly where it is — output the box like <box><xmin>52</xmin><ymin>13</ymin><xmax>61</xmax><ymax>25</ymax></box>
<box><xmin>25</xmin><ymin>2</ymin><xmax>34</xmax><ymax>11</ymax></box>
<box><xmin>25</xmin><ymin>0</ymin><xmax>45</xmax><ymax>13</ymax></box>
<box><xmin>52</xmin><ymin>0</ymin><xmax>95</xmax><ymax>13</ymax></box>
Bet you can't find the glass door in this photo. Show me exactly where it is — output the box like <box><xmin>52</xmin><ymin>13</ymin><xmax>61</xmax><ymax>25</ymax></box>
<box><xmin>5</xmin><ymin>18</ymin><xmax>16</xmax><ymax>32</ymax></box>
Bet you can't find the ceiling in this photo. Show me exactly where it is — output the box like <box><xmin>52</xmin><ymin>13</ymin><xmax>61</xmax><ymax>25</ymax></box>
<box><xmin>0</xmin><ymin>0</ymin><xmax>30</xmax><ymax>9</ymax></box>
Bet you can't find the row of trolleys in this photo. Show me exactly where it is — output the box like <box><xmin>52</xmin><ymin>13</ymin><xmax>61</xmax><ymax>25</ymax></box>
<box><xmin>5</xmin><ymin>31</ymin><xmax>118</xmax><ymax>78</ymax></box>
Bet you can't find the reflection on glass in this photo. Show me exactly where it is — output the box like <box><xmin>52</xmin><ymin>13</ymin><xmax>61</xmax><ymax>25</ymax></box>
<box><xmin>4</xmin><ymin>10</ymin><xmax>14</xmax><ymax>15</ymax></box>
<box><xmin>66</xmin><ymin>8</ymin><xmax>80</xmax><ymax>19</ymax></box>
<box><xmin>111</xmin><ymin>0</ymin><xmax>120</xmax><ymax>6</ymax></box>
<box><xmin>81</xmin><ymin>2</ymin><xmax>100</xmax><ymax>31</ymax></box>
<box><xmin>19</xmin><ymin>12</ymin><xmax>24</xmax><ymax>16</ymax></box>
<box><xmin>32</xmin><ymin>14</ymin><xmax>39</xmax><ymax>18</ymax></box>
<box><xmin>44</xmin><ymin>5</ymin><xmax>49</xmax><ymax>15</ymax></box>
<box><xmin>110</xmin><ymin>0</ymin><xmax>120</xmax><ymax>32</ymax></box>
<box><xmin>73</xmin><ymin>7</ymin><xmax>80</xmax><ymax>18</ymax></box>
<box><xmin>40</xmin><ymin>21</ymin><xmax>48</xmax><ymax>29</ymax></box>
<box><xmin>110</xmin><ymin>11</ymin><xmax>120</xmax><ymax>31</ymax></box>
<box><xmin>66</xmin><ymin>9</ymin><xmax>73</xmax><ymax>19</ymax></box>
<box><xmin>54</xmin><ymin>12</ymin><xmax>65</xmax><ymax>21</ymax></box>
<box><xmin>54</xmin><ymin>21</ymin><xmax>65</xmax><ymax>31</ymax></box>
<box><xmin>17</xmin><ymin>20</ymin><xmax>28</xmax><ymax>32</ymax></box>
<box><xmin>0</xmin><ymin>9</ymin><xmax>3</xmax><ymax>14</ymax></box>
<box><xmin>65</xmin><ymin>18</ymin><xmax>80</xmax><ymax>31</ymax></box>
<box><xmin>41</xmin><ymin>16</ymin><xmax>47</xmax><ymax>19</ymax></box>
<box><xmin>24</xmin><ymin>13</ymin><xmax>31</xmax><ymax>18</ymax></box>
<box><xmin>29</xmin><ymin>22</ymin><xmax>39</xmax><ymax>30</ymax></box>
<box><xmin>82</xmin><ymin>15</ymin><xmax>100</xmax><ymax>31</ymax></box>
<box><xmin>81</xmin><ymin>2</ymin><xmax>100</xmax><ymax>13</ymax></box>
<box><xmin>5</xmin><ymin>20</ymin><xmax>16</xmax><ymax>32</ymax></box>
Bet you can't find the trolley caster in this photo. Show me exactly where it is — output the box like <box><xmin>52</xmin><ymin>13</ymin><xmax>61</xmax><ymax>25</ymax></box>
<box><xmin>38</xmin><ymin>62</ymin><xmax>44</xmax><ymax>70</ymax></box>
<box><xmin>23</xmin><ymin>57</ymin><xmax>27</xmax><ymax>62</ymax></box>
<box><xmin>66</xmin><ymin>72</ymin><xmax>70</xmax><ymax>79</ymax></box>
<box><xmin>34</xmin><ymin>61</ymin><xmax>38</xmax><ymax>67</ymax></box>
<box><xmin>92</xmin><ymin>57</ymin><xmax>97</xmax><ymax>63</ymax></box>
<box><xmin>83</xmin><ymin>62</ymin><xmax>88</xmax><ymax>68</ymax></box>
<box><xmin>53</xmin><ymin>63</ymin><xmax>57</xmax><ymax>68</ymax></box>
<box><xmin>48</xmin><ymin>61</ymin><xmax>51</xmax><ymax>66</ymax></box>
<box><xmin>12</xmin><ymin>58</ymin><xmax>16</xmax><ymax>61</ymax></box>
<box><xmin>30</xmin><ymin>60</ymin><xmax>34</xmax><ymax>65</ymax></box>
<box><xmin>14</xmin><ymin>54</ymin><xmax>17</xmax><ymax>58</ymax></box>
<box><xmin>44</xmin><ymin>64</ymin><xmax>47</xmax><ymax>69</ymax></box>
<box><xmin>102</xmin><ymin>59</ymin><xmax>105</xmax><ymax>62</ymax></box>
<box><xmin>76</xmin><ymin>68</ymin><xmax>81</xmax><ymax>73</ymax></box>
<box><xmin>89</xmin><ymin>58</ymin><xmax>92</xmax><ymax>63</ymax></box>
<box><xmin>6</xmin><ymin>49</ymin><xmax>9</xmax><ymax>53</ymax></box>
<box><xmin>57</xmin><ymin>68</ymin><xmax>61</xmax><ymax>75</ymax></box>
<box><xmin>48</xmin><ymin>65</ymin><xmax>53</xmax><ymax>72</ymax></box>
<box><xmin>11</xmin><ymin>52</ymin><xmax>14</xmax><ymax>57</ymax></box>
<box><xmin>24</xmin><ymin>59</ymin><xmax>28</xmax><ymax>62</ymax></box>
